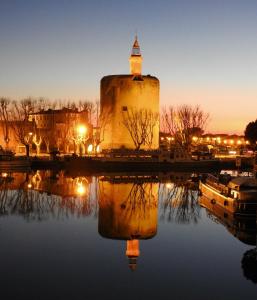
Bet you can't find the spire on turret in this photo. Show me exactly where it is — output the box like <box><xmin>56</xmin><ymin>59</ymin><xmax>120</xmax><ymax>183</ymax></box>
<box><xmin>131</xmin><ymin>35</ymin><xmax>141</xmax><ymax>56</ymax></box>
<box><xmin>126</xmin><ymin>239</ymin><xmax>140</xmax><ymax>271</ymax></box>
<box><xmin>129</xmin><ymin>36</ymin><xmax>143</xmax><ymax>75</ymax></box>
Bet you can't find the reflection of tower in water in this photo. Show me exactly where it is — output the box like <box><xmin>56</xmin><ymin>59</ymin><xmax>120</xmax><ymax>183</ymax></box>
<box><xmin>126</xmin><ymin>239</ymin><xmax>140</xmax><ymax>271</ymax></box>
<box><xmin>98</xmin><ymin>179</ymin><xmax>159</xmax><ymax>270</ymax></box>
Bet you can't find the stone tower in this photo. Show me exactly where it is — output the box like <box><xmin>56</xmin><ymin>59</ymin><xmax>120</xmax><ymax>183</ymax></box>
<box><xmin>100</xmin><ymin>36</ymin><xmax>160</xmax><ymax>150</ymax></box>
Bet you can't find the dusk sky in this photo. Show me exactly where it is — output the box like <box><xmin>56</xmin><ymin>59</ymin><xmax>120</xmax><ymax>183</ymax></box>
<box><xmin>0</xmin><ymin>0</ymin><xmax>257</xmax><ymax>134</ymax></box>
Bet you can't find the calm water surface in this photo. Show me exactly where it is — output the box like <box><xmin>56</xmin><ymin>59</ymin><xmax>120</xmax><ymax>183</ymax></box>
<box><xmin>0</xmin><ymin>171</ymin><xmax>256</xmax><ymax>300</ymax></box>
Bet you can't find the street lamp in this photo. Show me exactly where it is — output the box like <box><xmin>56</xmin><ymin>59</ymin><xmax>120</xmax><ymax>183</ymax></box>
<box><xmin>77</xmin><ymin>125</ymin><xmax>87</xmax><ymax>136</ymax></box>
<box><xmin>75</xmin><ymin>177</ymin><xmax>88</xmax><ymax>196</ymax></box>
<box><xmin>76</xmin><ymin>125</ymin><xmax>87</xmax><ymax>156</ymax></box>
<box><xmin>76</xmin><ymin>183</ymin><xmax>86</xmax><ymax>196</ymax></box>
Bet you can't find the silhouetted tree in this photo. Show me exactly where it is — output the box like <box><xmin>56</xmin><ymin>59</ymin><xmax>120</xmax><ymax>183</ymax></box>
<box><xmin>241</xmin><ymin>248</ymin><xmax>257</xmax><ymax>284</ymax></box>
<box><xmin>159</xmin><ymin>179</ymin><xmax>200</xmax><ymax>224</ymax></box>
<box><xmin>122</xmin><ymin>107</ymin><xmax>159</xmax><ymax>150</ymax></box>
<box><xmin>10</xmin><ymin>98</ymin><xmax>36</xmax><ymax>157</ymax></box>
<box><xmin>94</xmin><ymin>106</ymin><xmax>111</xmax><ymax>150</ymax></box>
<box><xmin>161</xmin><ymin>105</ymin><xmax>209</xmax><ymax>153</ymax></box>
<box><xmin>78</xmin><ymin>100</ymin><xmax>96</xmax><ymax>124</ymax></box>
<box><xmin>0</xmin><ymin>171</ymin><xmax>97</xmax><ymax>221</ymax></box>
<box><xmin>245</xmin><ymin>120</ymin><xmax>257</xmax><ymax>149</ymax></box>
<box><xmin>0</xmin><ymin>97</ymin><xmax>11</xmax><ymax>149</ymax></box>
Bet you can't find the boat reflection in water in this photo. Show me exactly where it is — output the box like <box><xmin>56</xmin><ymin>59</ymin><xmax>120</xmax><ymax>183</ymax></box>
<box><xmin>98</xmin><ymin>176</ymin><xmax>159</xmax><ymax>270</ymax></box>
<box><xmin>200</xmin><ymin>195</ymin><xmax>257</xmax><ymax>283</ymax></box>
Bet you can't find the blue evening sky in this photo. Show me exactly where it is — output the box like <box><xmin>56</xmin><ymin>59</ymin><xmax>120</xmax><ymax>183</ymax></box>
<box><xmin>0</xmin><ymin>0</ymin><xmax>257</xmax><ymax>133</ymax></box>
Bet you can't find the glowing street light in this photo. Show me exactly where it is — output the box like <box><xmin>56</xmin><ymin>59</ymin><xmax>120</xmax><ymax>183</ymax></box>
<box><xmin>76</xmin><ymin>179</ymin><xmax>87</xmax><ymax>196</ymax></box>
<box><xmin>166</xmin><ymin>183</ymin><xmax>173</xmax><ymax>189</ymax></box>
<box><xmin>76</xmin><ymin>125</ymin><xmax>88</xmax><ymax>156</ymax></box>
<box><xmin>77</xmin><ymin>125</ymin><xmax>87</xmax><ymax>136</ymax></box>
<box><xmin>76</xmin><ymin>183</ymin><xmax>86</xmax><ymax>196</ymax></box>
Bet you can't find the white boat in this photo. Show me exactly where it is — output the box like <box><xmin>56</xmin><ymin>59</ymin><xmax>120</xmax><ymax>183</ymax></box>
<box><xmin>199</xmin><ymin>174</ymin><xmax>257</xmax><ymax>216</ymax></box>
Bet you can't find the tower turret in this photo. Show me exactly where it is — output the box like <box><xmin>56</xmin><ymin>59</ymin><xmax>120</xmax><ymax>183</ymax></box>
<box><xmin>126</xmin><ymin>239</ymin><xmax>140</xmax><ymax>271</ymax></box>
<box><xmin>100</xmin><ymin>35</ymin><xmax>159</xmax><ymax>150</ymax></box>
<box><xmin>129</xmin><ymin>36</ymin><xmax>143</xmax><ymax>75</ymax></box>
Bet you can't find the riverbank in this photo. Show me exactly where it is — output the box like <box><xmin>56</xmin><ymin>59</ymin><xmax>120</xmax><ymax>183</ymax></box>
<box><xmin>32</xmin><ymin>156</ymin><xmax>238</xmax><ymax>173</ymax></box>
<box><xmin>0</xmin><ymin>155</ymin><xmax>253</xmax><ymax>174</ymax></box>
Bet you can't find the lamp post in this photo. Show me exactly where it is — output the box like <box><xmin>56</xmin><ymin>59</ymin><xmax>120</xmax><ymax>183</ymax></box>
<box><xmin>76</xmin><ymin>125</ymin><xmax>87</xmax><ymax>156</ymax></box>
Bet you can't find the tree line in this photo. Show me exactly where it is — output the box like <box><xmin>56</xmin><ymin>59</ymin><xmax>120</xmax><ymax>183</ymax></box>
<box><xmin>245</xmin><ymin>119</ymin><xmax>257</xmax><ymax>149</ymax></box>
<box><xmin>122</xmin><ymin>104</ymin><xmax>209</xmax><ymax>152</ymax></box>
<box><xmin>0</xmin><ymin>96</ymin><xmax>211</xmax><ymax>154</ymax></box>
<box><xmin>0</xmin><ymin>97</ymin><xmax>99</xmax><ymax>156</ymax></box>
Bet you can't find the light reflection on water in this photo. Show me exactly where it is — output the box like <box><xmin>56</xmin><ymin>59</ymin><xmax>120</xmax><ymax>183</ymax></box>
<box><xmin>0</xmin><ymin>170</ymin><xmax>256</xmax><ymax>300</ymax></box>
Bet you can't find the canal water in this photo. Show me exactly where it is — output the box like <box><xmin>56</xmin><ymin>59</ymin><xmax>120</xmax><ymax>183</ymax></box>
<box><xmin>0</xmin><ymin>171</ymin><xmax>256</xmax><ymax>300</ymax></box>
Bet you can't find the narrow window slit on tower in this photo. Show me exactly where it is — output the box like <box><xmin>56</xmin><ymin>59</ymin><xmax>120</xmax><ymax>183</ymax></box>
<box><xmin>122</xmin><ymin>106</ymin><xmax>128</xmax><ymax>111</ymax></box>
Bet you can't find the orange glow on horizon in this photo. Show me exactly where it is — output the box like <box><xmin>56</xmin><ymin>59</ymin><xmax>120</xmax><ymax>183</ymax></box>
<box><xmin>161</xmin><ymin>86</ymin><xmax>257</xmax><ymax>135</ymax></box>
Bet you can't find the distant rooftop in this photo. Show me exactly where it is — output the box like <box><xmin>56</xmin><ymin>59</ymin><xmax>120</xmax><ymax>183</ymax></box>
<box><xmin>30</xmin><ymin>107</ymin><xmax>80</xmax><ymax>115</ymax></box>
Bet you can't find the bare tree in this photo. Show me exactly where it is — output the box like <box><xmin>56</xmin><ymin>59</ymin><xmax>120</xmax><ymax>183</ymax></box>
<box><xmin>0</xmin><ymin>172</ymin><xmax>98</xmax><ymax>221</ymax></box>
<box><xmin>78</xmin><ymin>100</ymin><xmax>96</xmax><ymax>124</ymax></box>
<box><xmin>120</xmin><ymin>181</ymin><xmax>158</xmax><ymax>220</ymax></box>
<box><xmin>10</xmin><ymin>99</ymin><xmax>36</xmax><ymax>157</ymax></box>
<box><xmin>42</xmin><ymin>129</ymin><xmax>52</xmax><ymax>153</ymax></box>
<box><xmin>161</xmin><ymin>105</ymin><xmax>209</xmax><ymax>153</ymax></box>
<box><xmin>159</xmin><ymin>180</ymin><xmax>200</xmax><ymax>224</ymax></box>
<box><xmin>122</xmin><ymin>107</ymin><xmax>159</xmax><ymax>150</ymax></box>
<box><xmin>32</xmin><ymin>130</ymin><xmax>42</xmax><ymax>155</ymax></box>
<box><xmin>66</xmin><ymin>100</ymin><xmax>77</xmax><ymax>110</ymax></box>
<box><xmin>37</xmin><ymin>97</ymin><xmax>52</xmax><ymax>111</ymax></box>
<box><xmin>0</xmin><ymin>97</ymin><xmax>11</xmax><ymax>149</ymax></box>
<box><xmin>94</xmin><ymin>106</ymin><xmax>112</xmax><ymax>150</ymax></box>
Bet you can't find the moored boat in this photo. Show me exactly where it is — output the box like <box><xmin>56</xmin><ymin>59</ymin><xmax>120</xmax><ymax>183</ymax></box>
<box><xmin>199</xmin><ymin>173</ymin><xmax>257</xmax><ymax>216</ymax></box>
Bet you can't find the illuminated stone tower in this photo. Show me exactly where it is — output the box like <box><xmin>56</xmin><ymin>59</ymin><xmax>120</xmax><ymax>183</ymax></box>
<box><xmin>100</xmin><ymin>36</ymin><xmax>160</xmax><ymax>150</ymax></box>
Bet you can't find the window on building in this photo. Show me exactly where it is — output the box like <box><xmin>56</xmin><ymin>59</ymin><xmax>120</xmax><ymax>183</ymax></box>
<box><xmin>122</xmin><ymin>106</ymin><xmax>128</xmax><ymax>112</ymax></box>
